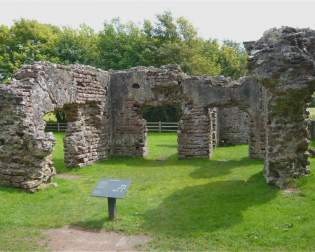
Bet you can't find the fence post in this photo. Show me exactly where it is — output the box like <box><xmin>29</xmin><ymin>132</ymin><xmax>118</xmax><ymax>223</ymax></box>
<box><xmin>158</xmin><ymin>121</ymin><xmax>162</xmax><ymax>132</ymax></box>
<box><xmin>57</xmin><ymin>122</ymin><xmax>60</xmax><ymax>132</ymax></box>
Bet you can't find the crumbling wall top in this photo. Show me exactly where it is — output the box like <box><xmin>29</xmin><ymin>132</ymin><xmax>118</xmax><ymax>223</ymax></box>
<box><xmin>246</xmin><ymin>27</ymin><xmax>315</xmax><ymax>93</ymax></box>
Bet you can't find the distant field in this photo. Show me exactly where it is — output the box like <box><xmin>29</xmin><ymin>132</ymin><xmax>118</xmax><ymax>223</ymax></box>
<box><xmin>1</xmin><ymin>133</ymin><xmax>315</xmax><ymax>251</ymax></box>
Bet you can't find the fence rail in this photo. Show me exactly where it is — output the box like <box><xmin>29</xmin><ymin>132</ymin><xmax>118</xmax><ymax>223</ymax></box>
<box><xmin>146</xmin><ymin>121</ymin><xmax>178</xmax><ymax>132</ymax></box>
<box><xmin>45</xmin><ymin>121</ymin><xmax>179</xmax><ymax>132</ymax></box>
<box><xmin>44</xmin><ymin>120</ymin><xmax>315</xmax><ymax>139</ymax></box>
<box><xmin>45</xmin><ymin>123</ymin><xmax>67</xmax><ymax>132</ymax></box>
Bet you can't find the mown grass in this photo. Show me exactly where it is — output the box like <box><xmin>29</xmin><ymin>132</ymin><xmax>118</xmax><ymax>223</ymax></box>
<box><xmin>1</xmin><ymin>132</ymin><xmax>315</xmax><ymax>251</ymax></box>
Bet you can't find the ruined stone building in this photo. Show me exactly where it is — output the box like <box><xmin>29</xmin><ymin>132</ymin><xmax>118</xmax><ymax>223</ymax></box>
<box><xmin>217</xmin><ymin>107</ymin><xmax>249</xmax><ymax>146</ymax></box>
<box><xmin>0</xmin><ymin>27</ymin><xmax>315</xmax><ymax>191</ymax></box>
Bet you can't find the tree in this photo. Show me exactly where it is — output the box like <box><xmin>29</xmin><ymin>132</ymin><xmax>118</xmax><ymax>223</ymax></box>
<box><xmin>0</xmin><ymin>19</ymin><xmax>60</xmax><ymax>82</ymax></box>
<box><xmin>97</xmin><ymin>18</ymin><xmax>151</xmax><ymax>69</ymax></box>
<box><xmin>219</xmin><ymin>40</ymin><xmax>247</xmax><ymax>79</ymax></box>
<box><xmin>53</xmin><ymin>25</ymin><xmax>98</xmax><ymax>66</ymax></box>
<box><xmin>0</xmin><ymin>25</ymin><xmax>12</xmax><ymax>82</ymax></box>
<box><xmin>0</xmin><ymin>13</ymin><xmax>247</xmax><ymax>84</ymax></box>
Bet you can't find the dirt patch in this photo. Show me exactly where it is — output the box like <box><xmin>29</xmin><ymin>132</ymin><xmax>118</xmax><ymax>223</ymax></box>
<box><xmin>55</xmin><ymin>174</ymin><xmax>81</xmax><ymax>180</ymax></box>
<box><xmin>43</xmin><ymin>226</ymin><xmax>151</xmax><ymax>251</ymax></box>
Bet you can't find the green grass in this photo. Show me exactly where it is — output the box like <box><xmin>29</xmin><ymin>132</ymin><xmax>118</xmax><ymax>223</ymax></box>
<box><xmin>1</xmin><ymin>132</ymin><xmax>315</xmax><ymax>251</ymax></box>
<box><xmin>307</xmin><ymin>107</ymin><xmax>315</xmax><ymax>120</ymax></box>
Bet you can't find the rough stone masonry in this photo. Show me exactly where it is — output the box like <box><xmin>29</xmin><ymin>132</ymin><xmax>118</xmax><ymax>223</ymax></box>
<box><xmin>0</xmin><ymin>26</ymin><xmax>314</xmax><ymax>191</ymax></box>
<box><xmin>0</xmin><ymin>63</ymin><xmax>111</xmax><ymax>190</ymax></box>
<box><xmin>245</xmin><ymin>27</ymin><xmax>315</xmax><ymax>188</ymax></box>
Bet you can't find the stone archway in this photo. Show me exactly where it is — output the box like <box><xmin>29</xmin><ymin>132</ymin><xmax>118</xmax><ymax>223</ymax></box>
<box><xmin>182</xmin><ymin>73</ymin><xmax>265</xmax><ymax>159</ymax></box>
<box><xmin>0</xmin><ymin>62</ymin><xmax>270</xmax><ymax>191</ymax></box>
<box><xmin>109</xmin><ymin>66</ymin><xmax>268</xmax><ymax>160</ymax></box>
<box><xmin>109</xmin><ymin>65</ymin><xmax>185</xmax><ymax>157</ymax></box>
<box><xmin>0</xmin><ymin>62</ymin><xmax>110</xmax><ymax>191</ymax></box>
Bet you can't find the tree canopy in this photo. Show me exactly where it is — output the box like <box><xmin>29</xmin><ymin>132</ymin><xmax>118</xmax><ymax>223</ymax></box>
<box><xmin>0</xmin><ymin>12</ymin><xmax>247</xmax><ymax>83</ymax></box>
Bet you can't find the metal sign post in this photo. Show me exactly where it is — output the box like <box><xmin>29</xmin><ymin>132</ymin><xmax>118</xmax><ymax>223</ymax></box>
<box><xmin>91</xmin><ymin>179</ymin><xmax>131</xmax><ymax>220</ymax></box>
<box><xmin>107</xmin><ymin>197</ymin><xmax>116</xmax><ymax>220</ymax></box>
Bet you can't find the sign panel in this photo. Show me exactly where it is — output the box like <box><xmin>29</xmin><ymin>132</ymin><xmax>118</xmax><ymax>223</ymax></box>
<box><xmin>91</xmin><ymin>179</ymin><xmax>131</xmax><ymax>199</ymax></box>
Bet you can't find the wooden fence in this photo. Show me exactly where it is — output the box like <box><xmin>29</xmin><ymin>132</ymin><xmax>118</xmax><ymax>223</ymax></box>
<box><xmin>45</xmin><ymin>123</ymin><xmax>67</xmax><ymax>132</ymax></box>
<box><xmin>47</xmin><ymin>121</ymin><xmax>315</xmax><ymax>139</ymax></box>
<box><xmin>45</xmin><ymin>121</ymin><xmax>179</xmax><ymax>132</ymax></box>
<box><xmin>146</xmin><ymin>121</ymin><xmax>178</xmax><ymax>132</ymax></box>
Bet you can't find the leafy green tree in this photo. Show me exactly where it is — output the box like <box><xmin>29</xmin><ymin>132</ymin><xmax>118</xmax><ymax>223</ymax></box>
<box><xmin>219</xmin><ymin>40</ymin><xmax>247</xmax><ymax>79</ymax></box>
<box><xmin>0</xmin><ymin>19</ymin><xmax>60</xmax><ymax>82</ymax></box>
<box><xmin>53</xmin><ymin>25</ymin><xmax>98</xmax><ymax>65</ymax></box>
<box><xmin>0</xmin><ymin>25</ymin><xmax>12</xmax><ymax>82</ymax></box>
<box><xmin>153</xmin><ymin>11</ymin><xmax>179</xmax><ymax>42</ymax></box>
<box><xmin>97</xmin><ymin>18</ymin><xmax>151</xmax><ymax>69</ymax></box>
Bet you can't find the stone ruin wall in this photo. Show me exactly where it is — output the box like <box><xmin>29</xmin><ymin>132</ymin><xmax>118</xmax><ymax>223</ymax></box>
<box><xmin>209</xmin><ymin>108</ymin><xmax>218</xmax><ymax>149</ymax></box>
<box><xmin>217</xmin><ymin>107</ymin><xmax>249</xmax><ymax>146</ymax></box>
<box><xmin>245</xmin><ymin>27</ymin><xmax>315</xmax><ymax>187</ymax></box>
<box><xmin>247</xmin><ymin>83</ymin><xmax>267</xmax><ymax>160</ymax></box>
<box><xmin>109</xmin><ymin>95</ymin><xmax>148</xmax><ymax>157</ymax></box>
<box><xmin>3</xmin><ymin>27</ymin><xmax>315</xmax><ymax>191</ymax></box>
<box><xmin>0</xmin><ymin>63</ymin><xmax>111</xmax><ymax>191</ymax></box>
<box><xmin>110</xmin><ymin>65</ymin><xmax>185</xmax><ymax>157</ymax></box>
<box><xmin>178</xmin><ymin>106</ymin><xmax>213</xmax><ymax>158</ymax></box>
<box><xmin>0</xmin><ymin>62</ymin><xmax>268</xmax><ymax>191</ymax></box>
<box><xmin>178</xmin><ymin>75</ymin><xmax>248</xmax><ymax>159</ymax></box>
<box><xmin>108</xmin><ymin>67</ymin><xmax>236</xmax><ymax>160</ymax></box>
<box><xmin>62</xmin><ymin>66</ymin><xmax>111</xmax><ymax>168</ymax></box>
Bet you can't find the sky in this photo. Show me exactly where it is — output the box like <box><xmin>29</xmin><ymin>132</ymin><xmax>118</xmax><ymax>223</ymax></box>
<box><xmin>0</xmin><ymin>0</ymin><xmax>315</xmax><ymax>43</ymax></box>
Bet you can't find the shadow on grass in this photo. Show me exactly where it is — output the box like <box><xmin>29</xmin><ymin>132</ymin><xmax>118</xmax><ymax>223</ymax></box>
<box><xmin>142</xmin><ymin>172</ymin><xmax>277</xmax><ymax>236</ymax></box>
<box><xmin>104</xmin><ymin>154</ymin><xmax>260</xmax><ymax>180</ymax></box>
<box><xmin>155</xmin><ymin>144</ymin><xmax>178</xmax><ymax>148</ymax></box>
<box><xmin>53</xmin><ymin>158</ymin><xmax>82</xmax><ymax>174</ymax></box>
<box><xmin>0</xmin><ymin>185</ymin><xmax>24</xmax><ymax>193</ymax></box>
<box><xmin>190</xmin><ymin>157</ymin><xmax>263</xmax><ymax>179</ymax></box>
<box><xmin>70</xmin><ymin>217</ymin><xmax>107</xmax><ymax>231</ymax></box>
<box><xmin>54</xmin><ymin>154</ymin><xmax>257</xmax><ymax>180</ymax></box>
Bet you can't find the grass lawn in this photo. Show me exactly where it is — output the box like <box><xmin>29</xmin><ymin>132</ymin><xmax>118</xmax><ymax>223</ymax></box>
<box><xmin>1</xmin><ymin>132</ymin><xmax>315</xmax><ymax>251</ymax></box>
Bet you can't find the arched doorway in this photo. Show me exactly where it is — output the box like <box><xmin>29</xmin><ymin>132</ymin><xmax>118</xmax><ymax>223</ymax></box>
<box><xmin>0</xmin><ymin>62</ymin><xmax>111</xmax><ymax>191</ymax></box>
